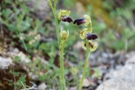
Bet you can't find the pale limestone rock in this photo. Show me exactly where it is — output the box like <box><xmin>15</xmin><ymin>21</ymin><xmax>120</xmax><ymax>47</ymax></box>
<box><xmin>25</xmin><ymin>0</ymin><xmax>49</xmax><ymax>20</ymax></box>
<box><xmin>82</xmin><ymin>78</ymin><xmax>91</xmax><ymax>87</ymax></box>
<box><xmin>0</xmin><ymin>56</ymin><xmax>12</xmax><ymax>69</ymax></box>
<box><xmin>17</xmin><ymin>52</ymin><xmax>31</xmax><ymax>63</ymax></box>
<box><xmin>96</xmin><ymin>55</ymin><xmax>135</xmax><ymax>90</ymax></box>
<box><xmin>37</xmin><ymin>83</ymin><xmax>47</xmax><ymax>90</ymax></box>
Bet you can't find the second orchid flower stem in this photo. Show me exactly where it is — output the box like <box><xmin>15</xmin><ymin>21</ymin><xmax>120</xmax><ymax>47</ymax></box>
<box><xmin>78</xmin><ymin>39</ymin><xmax>90</xmax><ymax>90</ymax></box>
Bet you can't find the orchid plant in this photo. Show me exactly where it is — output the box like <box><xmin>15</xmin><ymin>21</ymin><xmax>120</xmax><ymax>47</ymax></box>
<box><xmin>47</xmin><ymin>0</ymin><xmax>98</xmax><ymax>90</ymax></box>
<box><xmin>74</xmin><ymin>15</ymin><xmax>98</xmax><ymax>90</ymax></box>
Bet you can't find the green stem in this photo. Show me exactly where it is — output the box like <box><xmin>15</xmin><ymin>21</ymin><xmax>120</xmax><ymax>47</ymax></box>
<box><xmin>78</xmin><ymin>40</ymin><xmax>90</xmax><ymax>90</ymax></box>
<box><xmin>48</xmin><ymin>0</ymin><xmax>66</xmax><ymax>89</ymax></box>
<box><xmin>59</xmin><ymin>43</ymin><xmax>66</xmax><ymax>90</ymax></box>
<box><xmin>54</xmin><ymin>1</ymin><xmax>66</xmax><ymax>89</ymax></box>
<box><xmin>53</xmin><ymin>1</ymin><xmax>60</xmax><ymax>45</ymax></box>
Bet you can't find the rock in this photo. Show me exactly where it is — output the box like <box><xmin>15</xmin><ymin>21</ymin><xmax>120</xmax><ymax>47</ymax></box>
<box><xmin>17</xmin><ymin>52</ymin><xmax>31</xmax><ymax>63</ymax></box>
<box><xmin>25</xmin><ymin>0</ymin><xmax>50</xmax><ymax>20</ymax></box>
<box><xmin>68</xmin><ymin>87</ymin><xmax>77</xmax><ymax>90</ymax></box>
<box><xmin>37</xmin><ymin>83</ymin><xmax>47</xmax><ymax>90</ymax></box>
<box><xmin>82</xmin><ymin>78</ymin><xmax>91</xmax><ymax>87</ymax></box>
<box><xmin>73</xmin><ymin>41</ymin><xmax>85</xmax><ymax>61</ymax></box>
<box><xmin>0</xmin><ymin>56</ymin><xmax>12</xmax><ymax>69</ymax></box>
<box><xmin>96</xmin><ymin>55</ymin><xmax>135</xmax><ymax>90</ymax></box>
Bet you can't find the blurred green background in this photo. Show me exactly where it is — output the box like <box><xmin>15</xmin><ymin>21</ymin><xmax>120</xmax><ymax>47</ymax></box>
<box><xmin>0</xmin><ymin>0</ymin><xmax>135</xmax><ymax>89</ymax></box>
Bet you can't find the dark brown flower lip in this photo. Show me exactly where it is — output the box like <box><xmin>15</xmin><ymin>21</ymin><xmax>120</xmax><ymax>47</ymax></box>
<box><xmin>61</xmin><ymin>16</ymin><xmax>73</xmax><ymax>23</ymax></box>
<box><xmin>86</xmin><ymin>33</ymin><xmax>98</xmax><ymax>40</ymax></box>
<box><xmin>73</xmin><ymin>18</ymin><xmax>85</xmax><ymax>25</ymax></box>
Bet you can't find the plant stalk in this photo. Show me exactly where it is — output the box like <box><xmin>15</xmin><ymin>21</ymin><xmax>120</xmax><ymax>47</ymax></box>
<box><xmin>78</xmin><ymin>40</ymin><xmax>90</xmax><ymax>90</ymax></box>
<box><xmin>59</xmin><ymin>43</ymin><xmax>66</xmax><ymax>90</ymax></box>
<box><xmin>53</xmin><ymin>1</ymin><xmax>60</xmax><ymax>45</ymax></box>
<box><xmin>48</xmin><ymin>0</ymin><xmax>66</xmax><ymax>90</ymax></box>
<box><xmin>51</xmin><ymin>1</ymin><xmax>66</xmax><ymax>89</ymax></box>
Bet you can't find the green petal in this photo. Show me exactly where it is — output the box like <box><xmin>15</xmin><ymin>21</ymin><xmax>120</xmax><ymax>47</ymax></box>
<box><xmin>58</xmin><ymin>9</ymin><xmax>70</xmax><ymax>20</ymax></box>
<box><xmin>89</xmin><ymin>41</ymin><xmax>98</xmax><ymax>52</ymax></box>
<box><xmin>82</xmin><ymin>41</ymin><xmax>87</xmax><ymax>50</ymax></box>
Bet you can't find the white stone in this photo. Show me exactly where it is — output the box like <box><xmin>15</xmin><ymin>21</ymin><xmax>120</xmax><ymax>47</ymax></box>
<box><xmin>0</xmin><ymin>56</ymin><xmax>12</xmax><ymax>69</ymax></box>
<box><xmin>82</xmin><ymin>78</ymin><xmax>91</xmax><ymax>87</ymax></box>
<box><xmin>17</xmin><ymin>52</ymin><xmax>31</xmax><ymax>63</ymax></box>
<box><xmin>96</xmin><ymin>55</ymin><xmax>135</xmax><ymax>90</ymax></box>
<box><xmin>25</xmin><ymin>0</ymin><xmax>49</xmax><ymax>20</ymax></box>
<box><xmin>37</xmin><ymin>83</ymin><xmax>47</xmax><ymax>90</ymax></box>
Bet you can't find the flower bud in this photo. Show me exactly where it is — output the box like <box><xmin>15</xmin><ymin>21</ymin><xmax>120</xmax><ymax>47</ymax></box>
<box><xmin>47</xmin><ymin>0</ymin><xmax>53</xmax><ymax>9</ymax></box>
<box><xmin>60</xmin><ymin>30</ymin><xmax>69</xmax><ymax>41</ymax></box>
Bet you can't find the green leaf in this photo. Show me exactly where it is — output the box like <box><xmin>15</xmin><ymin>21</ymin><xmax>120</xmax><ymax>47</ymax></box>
<box><xmin>2</xmin><ymin>9</ymin><xmax>12</xmax><ymax>19</ymax></box>
<box><xmin>19</xmin><ymin>21</ymin><xmax>31</xmax><ymax>31</ymax></box>
<box><xmin>8</xmin><ymin>23</ymin><xmax>18</xmax><ymax>32</ymax></box>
